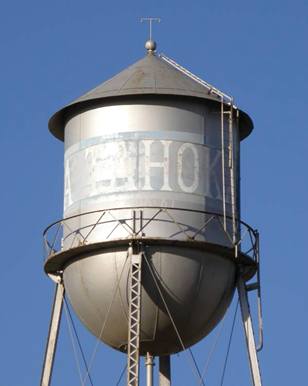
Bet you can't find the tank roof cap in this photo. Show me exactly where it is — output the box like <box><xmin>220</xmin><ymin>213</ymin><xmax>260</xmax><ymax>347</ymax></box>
<box><xmin>145</xmin><ymin>39</ymin><xmax>157</xmax><ymax>53</ymax></box>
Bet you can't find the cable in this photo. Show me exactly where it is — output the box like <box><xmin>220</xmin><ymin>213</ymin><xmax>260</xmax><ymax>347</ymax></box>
<box><xmin>64</xmin><ymin>297</ymin><xmax>94</xmax><ymax>386</ymax></box>
<box><xmin>115</xmin><ymin>364</ymin><xmax>127</xmax><ymax>386</ymax></box>
<box><xmin>82</xmin><ymin>253</ymin><xmax>130</xmax><ymax>385</ymax></box>
<box><xmin>220</xmin><ymin>299</ymin><xmax>239</xmax><ymax>386</ymax></box>
<box><xmin>64</xmin><ymin>298</ymin><xmax>84</xmax><ymax>386</ymax></box>
<box><xmin>198</xmin><ymin>311</ymin><xmax>227</xmax><ymax>385</ymax></box>
<box><xmin>143</xmin><ymin>252</ymin><xmax>205</xmax><ymax>386</ymax></box>
<box><xmin>188</xmin><ymin>348</ymin><xmax>206</xmax><ymax>386</ymax></box>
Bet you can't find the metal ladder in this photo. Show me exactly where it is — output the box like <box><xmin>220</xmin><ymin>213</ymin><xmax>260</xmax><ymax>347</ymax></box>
<box><xmin>159</xmin><ymin>53</ymin><xmax>238</xmax><ymax>242</ymax></box>
<box><xmin>159</xmin><ymin>53</ymin><xmax>232</xmax><ymax>101</ymax></box>
<box><xmin>221</xmin><ymin>100</ymin><xmax>237</xmax><ymax>242</ymax></box>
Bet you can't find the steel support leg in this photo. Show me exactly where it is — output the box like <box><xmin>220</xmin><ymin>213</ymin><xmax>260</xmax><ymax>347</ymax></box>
<box><xmin>159</xmin><ymin>355</ymin><xmax>171</xmax><ymax>386</ymax></box>
<box><xmin>40</xmin><ymin>281</ymin><xmax>65</xmax><ymax>386</ymax></box>
<box><xmin>145</xmin><ymin>353</ymin><xmax>154</xmax><ymax>386</ymax></box>
<box><xmin>237</xmin><ymin>277</ymin><xmax>262</xmax><ymax>386</ymax></box>
<box><xmin>127</xmin><ymin>247</ymin><xmax>142</xmax><ymax>386</ymax></box>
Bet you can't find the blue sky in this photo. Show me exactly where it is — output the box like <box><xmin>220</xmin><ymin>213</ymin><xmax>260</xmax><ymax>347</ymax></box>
<box><xmin>1</xmin><ymin>1</ymin><xmax>307</xmax><ymax>385</ymax></box>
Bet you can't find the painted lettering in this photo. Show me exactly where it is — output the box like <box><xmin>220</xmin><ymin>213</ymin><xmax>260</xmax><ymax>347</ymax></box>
<box><xmin>143</xmin><ymin>140</ymin><xmax>172</xmax><ymax>191</ymax></box>
<box><xmin>177</xmin><ymin>143</ymin><xmax>199</xmax><ymax>193</ymax></box>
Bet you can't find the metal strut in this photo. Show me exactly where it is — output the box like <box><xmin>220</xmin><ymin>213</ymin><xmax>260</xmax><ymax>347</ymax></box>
<box><xmin>40</xmin><ymin>279</ymin><xmax>65</xmax><ymax>386</ymax></box>
<box><xmin>237</xmin><ymin>276</ymin><xmax>262</xmax><ymax>386</ymax></box>
<box><xmin>127</xmin><ymin>246</ymin><xmax>143</xmax><ymax>386</ymax></box>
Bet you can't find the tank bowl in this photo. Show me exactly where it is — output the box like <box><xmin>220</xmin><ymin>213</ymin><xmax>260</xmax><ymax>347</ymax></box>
<box><xmin>63</xmin><ymin>244</ymin><xmax>236</xmax><ymax>356</ymax></box>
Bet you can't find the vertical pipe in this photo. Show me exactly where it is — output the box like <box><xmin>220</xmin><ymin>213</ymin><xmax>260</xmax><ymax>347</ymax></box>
<box><xmin>145</xmin><ymin>353</ymin><xmax>154</xmax><ymax>386</ymax></box>
<box><xmin>236</xmin><ymin>108</ymin><xmax>241</xmax><ymax>244</ymax></box>
<box><xmin>220</xmin><ymin>98</ymin><xmax>227</xmax><ymax>230</ymax></box>
<box><xmin>255</xmin><ymin>232</ymin><xmax>263</xmax><ymax>352</ymax></box>
<box><xmin>159</xmin><ymin>355</ymin><xmax>171</xmax><ymax>386</ymax></box>
<box><xmin>133</xmin><ymin>210</ymin><xmax>136</xmax><ymax>235</ymax></box>
<box><xmin>228</xmin><ymin>101</ymin><xmax>237</xmax><ymax>243</ymax></box>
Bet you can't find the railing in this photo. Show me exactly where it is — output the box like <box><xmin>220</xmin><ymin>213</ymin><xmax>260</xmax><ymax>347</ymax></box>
<box><xmin>43</xmin><ymin>206</ymin><xmax>262</xmax><ymax>350</ymax></box>
<box><xmin>43</xmin><ymin>206</ymin><xmax>259</xmax><ymax>264</ymax></box>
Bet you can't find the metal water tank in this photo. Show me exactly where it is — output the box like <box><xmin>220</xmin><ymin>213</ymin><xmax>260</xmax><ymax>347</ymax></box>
<box><xmin>44</xmin><ymin>41</ymin><xmax>256</xmax><ymax>356</ymax></box>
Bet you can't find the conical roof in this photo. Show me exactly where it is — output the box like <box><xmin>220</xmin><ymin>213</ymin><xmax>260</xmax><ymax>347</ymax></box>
<box><xmin>49</xmin><ymin>50</ymin><xmax>253</xmax><ymax>140</ymax></box>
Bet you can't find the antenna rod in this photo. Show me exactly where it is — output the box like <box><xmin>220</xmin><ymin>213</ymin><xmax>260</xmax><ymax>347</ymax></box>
<box><xmin>140</xmin><ymin>17</ymin><xmax>161</xmax><ymax>40</ymax></box>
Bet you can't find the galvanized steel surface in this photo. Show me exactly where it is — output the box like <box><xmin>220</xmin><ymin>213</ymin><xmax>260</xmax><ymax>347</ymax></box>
<box><xmin>43</xmin><ymin>206</ymin><xmax>258</xmax><ymax>355</ymax></box>
<box><xmin>46</xmin><ymin>49</ymin><xmax>255</xmax><ymax>356</ymax></box>
<box><xmin>63</xmin><ymin>246</ymin><xmax>236</xmax><ymax>355</ymax></box>
<box><xmin>63</xmin><ymin>99</ymin><xmax>236</xmax><ymax>217</ymax></box>
<box><xmin>59</xmin><ymin>95</ymin><xmax>241</xmax><ymax>355</ymax></box>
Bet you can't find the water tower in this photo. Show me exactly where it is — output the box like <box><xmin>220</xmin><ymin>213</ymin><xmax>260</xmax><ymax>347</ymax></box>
<box><xmin>40</xmin><ymin>33</ymin><xmax>263</xmax><ymax>386</ymax></box>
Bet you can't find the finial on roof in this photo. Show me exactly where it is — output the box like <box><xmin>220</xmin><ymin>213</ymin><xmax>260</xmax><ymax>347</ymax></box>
<box><xmin>145</xmin><ymin>39</ymin><xmax>157</xmax><ymax>53</ymax></box>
